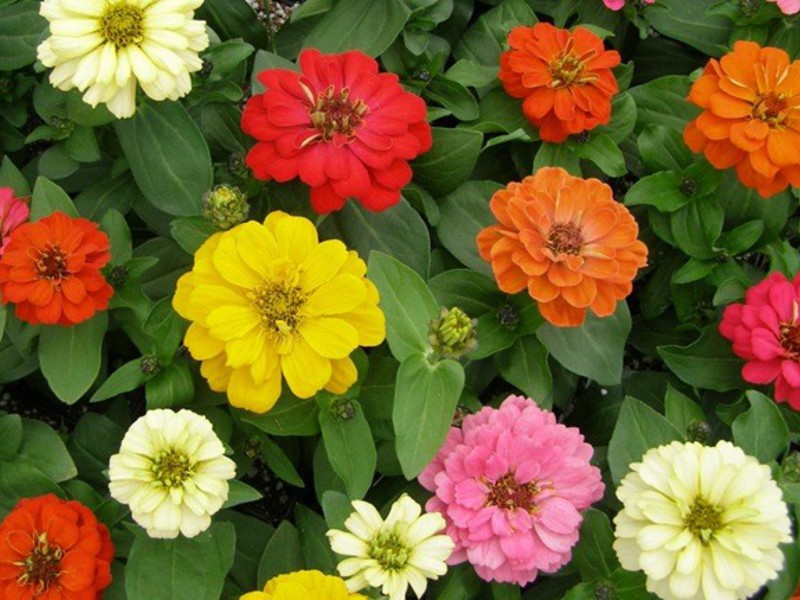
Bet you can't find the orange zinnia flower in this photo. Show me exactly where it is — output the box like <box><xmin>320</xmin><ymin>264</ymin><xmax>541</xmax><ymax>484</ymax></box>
<box><xmin>0</xmin><ymin>211</ymin><xmax>113</xmax><ymax>326</ymax></box>
<box><xmin>499</xmin><ymin>22</ymin><xmax>620</xmax><ymax>143</ymax></box>
<box><xmin>684</xmin><ymin>40</ymin><xmax>800</xmax><ymax>198</ymax></box>
<box><xmin>477</xmin><ymin>167</ymin><xmax>648</xmax><ymax>327</ymax></box>
<box><xmin>0</xmin><ymin>494</ymin><xmax>114</xmax><ymax>600</ymax></box>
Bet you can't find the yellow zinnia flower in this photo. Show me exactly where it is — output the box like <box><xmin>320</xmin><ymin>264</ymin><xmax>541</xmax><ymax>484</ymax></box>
<box><xmin>173</xmin><ymin>211</ymin><xmax>385</xmax><ymax>413</ymax></box>
<box><xmin>241</xmin><ymin>570</ymin><xmax>365</xmax><ymax>600</ymax></box>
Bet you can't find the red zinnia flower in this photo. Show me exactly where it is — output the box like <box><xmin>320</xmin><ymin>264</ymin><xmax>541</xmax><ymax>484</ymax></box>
<box><xmin>0</xmin><ymin>187</ymin><xmax>29</xmax><ymax>256</ymax></box>
<box><xmin>499</xmin><ymin>22</ymin><xmax>620</xmax><ymax>143</ymax></box>
<box><xmin>241</xmin><ymin>48</ymin><xmax>432</xmax><ymax>214</ymax></box>
<box><xmin>0</xmin><ymin>211</ymin><xmax>113</xmax><ymax>326</ymax></box>
<box><xmin>720</xmin><ymin>272</ymin><xmax>800</xmax><ymax>410</ymax></box>
<box><xmin>0</xmin><ymin>494</ymin><xmax>114</xmax><ymax>600</ymax></box>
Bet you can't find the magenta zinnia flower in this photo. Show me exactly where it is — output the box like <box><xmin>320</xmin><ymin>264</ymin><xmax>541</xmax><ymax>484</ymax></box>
<box><xmin>418</xmin><ymin>395</ymin><xmax>604</xmax><ymax>586</ymax></box>
<box><xmin>720</xmin><ymin>272</ymin><xmax>800</xmax><ymax>410</ymax></box>
<box><xmin>602</xmin><ymin>0</ymin><xmax>654</xmax><ymax>9</ymax></box>
<box><xmin>769</xmin><ymin>0</ymin><xmax>800</xmax><ymax>14</ymax></box>
<box><xmin>0</xmin><ymin>187</ymin><xmax>28</xmax><ymax>256</ymax></box>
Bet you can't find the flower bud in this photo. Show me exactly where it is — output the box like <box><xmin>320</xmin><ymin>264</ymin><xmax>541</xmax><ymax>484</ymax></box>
<box><xmin>428</xmin><ymin>307</ymin><xmax>478</xmax><ymax>360</ymax></box>
<box><xmin>140</xmin><ymin>355</ymin><xmax>161</xmax><ymax>376</ymax></box>
<box><xmin>497</xmin><ymin>303</ymin><xmax>519</xmax><ymax>331</ymax></box>
<box><xmin>686</xmin><ymin>419</ymin><xmax>712</xmax><ymax>444</ymax></box>
<box><xmin>330</xmin><ymin>397</ymin><xmax>356</xmax><ymax>422</ymax></box>
<box><xmin>202</xmin><ymin>184</ymin><xmax>249</xmax><ymax>230</ymax></box>
<box><xmin>781</xmin><ymin>450</ymin><xmax>800</xmax><ymax>483</ymax></box>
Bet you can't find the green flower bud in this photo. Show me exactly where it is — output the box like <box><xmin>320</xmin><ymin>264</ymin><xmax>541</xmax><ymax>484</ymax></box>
<box><xmin>330</xmin><ymin>397</ymin><xmax>356</xmax><ymax>422</ymax></box>
<box><xmin>428</xmin><ymin>307</ymin><xmax>478</xmax><ymax>360</ymax></box>
<box><xmin>202</xmin><ymin>184</ymin><xmax>249</xmax><ymax>230</ymax></box>
<box><xmin>140</xmin><ymin>355</ymin><xmax>161</xmax><ymax>376</ymax></box>
<box><xmin>781</xmin><ymin>451</ymin><xmax>800</xmax><ymax>483</ymax></box>
<box><xmin>108</xmin><ymin>265</ymin><xmax>128</xmax><ymax>288</ymax></box>
<box><xmin>497</xmin><ymin>303</ymin><xmax>519</xmax><ymax>331</ymax></box>
<box><xmin>686</xmin><ymin>420</ymin><xmax>712</xmax><ymax>444</ymax></box>
<box><xmin>228</xmin><ymin>152</ymin><xmax>249</xmax><ymax>179</ymax></box>
<box><xmin>593</xmin><ymin>582</ymin><xmax>617</xmax><ymax>600</ymax></box>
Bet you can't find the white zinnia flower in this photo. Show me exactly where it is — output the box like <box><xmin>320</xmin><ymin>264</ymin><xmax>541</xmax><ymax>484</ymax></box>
<box><xmin>37</xmin><ymin>0</ymin><xmax>210</xmax><ymax>118</ymax></box>
<box><xmin>108</xmin><ymin>408</ymin><xmax>236</xmax><ymax>539</ymax></box>
<box><xmin>326</xmin><ymin>494</ymin><xmax>454</xmax><ymax>600</ymax></box>
<box><xmin>613</xmin><ymin>440</ymin><xmax>793</xmax><ymax>600</ymax></box>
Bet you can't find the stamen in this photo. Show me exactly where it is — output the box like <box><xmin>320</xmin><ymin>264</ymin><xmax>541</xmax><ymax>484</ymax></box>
<box><xmin>99</xmin><ymin>3</ymin><xmax>144</xmax><ymax>49</ymax></box>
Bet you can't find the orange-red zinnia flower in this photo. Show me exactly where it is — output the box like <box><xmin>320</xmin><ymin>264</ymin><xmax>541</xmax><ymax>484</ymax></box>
<box><xmin>684</xmin><ymin>41</ymin><xmax>800</xmax><ymax>198</ymax></box>
<box><xmin>0</xmin><ymin>211</ymin><xmax>113</xmax><ymax>326</ymax></box>
<box><xmin>499</xmin><ymin>22</ymin><xmax>620</xmax><ymax>143</ymax></box>
<box><xmin>0</xmin><ymin>494</ymin><xmax>114</xmax><ymax>600</ymax></box>
<box><xmin>477</xmin><ymin>167</ymin><xmax>648</xmax><ymax>327</ymax></box>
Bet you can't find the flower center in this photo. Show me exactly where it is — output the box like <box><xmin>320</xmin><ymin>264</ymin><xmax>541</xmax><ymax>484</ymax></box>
<box><xmin>780</xmin><ymin>320</ymin><xmax>800</xmax><ymax>358</ymax></box>
<box><xmin>369</xmin><ymin>530</ymin><xmax>409</xmax><ymax>571</ymax></box>
<box><xmin>548</xmin><ymin>40</ymin><xmax>597</xmax><ymax>88</ymax></box>
<box><xmin>251</xmin><ymin>280</ymin><xmax>307</xmax><ymax>335</ymax></box>
<box><xmin>685</xmin><ymin>497</ymin><xmax>723</xmax><ymax>543</ymax></box>
<box><xmin>152</xmin><ymin>449</ymin><xmax>194</xmax><ymax>488</ymax></box>
<box><xmin>751</xmin><ymin>92</ymin><xmax>790</xmax><ymax>127</ymax></box>
<box><xmin>33</xmin><ymin>245</ymin><xmax>69</xmax><ymax>284</ymax></box>
<box><xmin>303</xmin><ymin>84</ymin><xmax>369</xmax><ymax>144</ymax></box>
<box><xmin>15</xmin><ymin>533</ymin><xmax>62</xmax><ymax>594</ymax></box>
<box><xmin>99</xmin><ymin>3</ymin><xmax>145</xmax><ymax>49</ymax></box>
<box><xmin>546</xmin><ymin>223</ymin><xmax>584</xmax><ymax>256</ymax></box>
<box><xmin>485</xmin><ymin>473</ymin><xmax>541</xmax><ymax>512</ymax></box>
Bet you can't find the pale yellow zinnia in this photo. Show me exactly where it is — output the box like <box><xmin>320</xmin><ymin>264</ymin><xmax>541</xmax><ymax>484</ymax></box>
<box><xmin>613</xmin><ymin>440</ymin><xmax>793</xmax><ymax>600</ymax></box>
<box><xmin>37</xmin><ymin>0</ymin><xmax>209</xmax><ymax>118</ymax></box>
<box><xmin>172</xmin><ymin>211</ymin><xmax>385</xmax><ymax>414</ymax></box>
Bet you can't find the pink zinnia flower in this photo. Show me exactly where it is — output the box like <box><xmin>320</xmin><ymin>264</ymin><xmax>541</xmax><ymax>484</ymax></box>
<box><xmin>770</xmin><ymin>0</ymin><xmax>800</xmax><ymax>14</ymax></box>
<box><xmin>418</xmin><ymin>395</ymin><xmax>604</xmax><ymax>586</ymax></box>
<box><xmin>720</xmin><ymin>272</ymin><xmax>800</xmax><ymax>410</ymax></box>
<box><xmin>603</xmin><ymin>0</ymin><xmax>654</xmax><ymax>9</ymax></box>
<box><xmin>0</xmin><ymin>187</ymin><xmax>29</xmax><ymax>256</ymax></box>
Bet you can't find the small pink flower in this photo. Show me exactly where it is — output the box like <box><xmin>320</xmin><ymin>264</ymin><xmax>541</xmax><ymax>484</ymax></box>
<box><xmin>771</xmin><ymin>0</ymin><xmax>800</xmax><ymax>14</ymax></box>
<box><xmin>603</xmin><ymin>0</ymin><xmax>654</xmax><ymax>9</ymax></box>
<box><xmin>0</xmin><ymin>188</ymin><xmax>29</xmax><ymax>256</ymax></box>
<box><xmin>418</xmin><ymin>396</ymin><xmax>604</xmax><ymax>586</ymax></box>
<box><xmin>720</xmin><ymin>272</ymin><xmax>800</xmax><ymax>410</ymax></box>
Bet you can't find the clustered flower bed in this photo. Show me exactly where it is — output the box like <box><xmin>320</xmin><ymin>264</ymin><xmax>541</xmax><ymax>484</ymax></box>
<box><xmin>1</xmin><ymin>0</ymin><xmax>800</xmax><ymax>599</ymax></box>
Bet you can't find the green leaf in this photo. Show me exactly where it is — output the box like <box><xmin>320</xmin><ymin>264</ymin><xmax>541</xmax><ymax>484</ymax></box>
<box><xmin>624</xmin><ymin>172</ymin><xmax>688</xmax><ymax>213</ymax></box>
<box><xmin>672</xmin><ymin>258</ymin><xmax>716</xmax><ymax>285</ymax></box>
<box><xmin>318</xmin><ymin>399</ymin><xmax>376</xmax><ymax>499</ymax></box>
<box><xmin>644</xmin><ymin>0</ymin><xmax>732</xmax><ymax>56</ymax></box>
<box><xmin>257</xmin><ymin>521</ymin><xmax>304</xmax><ymax>586</ymax></box>
<box><xmin>115</xmin><ymin>101</ymin><xmax>213</xmax><ymax>217</ymax></box>
<box><xmin>198</xmin><ymin>0</ymin><xmax>270</xmax><ymax>47</ymax></box>
<box><xmin>717</xmin><ymin>220</ymin><xmax>764</xmax><ymax>256</ymax></box>
<box><xmin>534</xmin><ymin>142</ymin><xmax>582</xmax><ymax>176</ymax></box>
<box><xmin>321</xmin><ymin>490</ymin><xmax>352</xmax><ymax>530</ymax></box>
<box><xmin>294</xmin><ymin>504</ymin><xmax>338</xmax><ymax>574</ymax></box>
<box><xmin>91</xmin><ymin>359</ymin><xmax>148</xmax><ymax>403</ymax></box>
<box><xmin>608</xmin><ymin>397</ymin><xmax>684</xmax><ymax>483</ymax></box>
<box><xmin>638</xmin><ymin>124</ymin><xmax>693</xmax><ymax>172</ymax></box>
<box><xmin>445</xmin><ymin>60</ymin><xmax>499</xmax><ymax>88</ymax></box>
<box><xmin>628</xmin><ymin>76</ymin><xmax>697</xmax><ymax>134</ymax></box>
<box><xmin>0</xmin><ymin>1</ymin><xmax>46</xmax><ymax>71</ymax></box>
<box><xmin>493</xmin><ymin>336</ymin><xmax>552</xmax><ymax>408</ymax></box>
<box><xmin>30</xmin><ymin>177</ymin><xmax>79</xmax><ymax>220</ymax></box>
<box><xmin>251</xmin><ymin>50</ymin><xmax>299</xmax><ymax>93</ymax></box>
<box><xmin>732</xmin><ymin>391</ymin><xmax>789</xmax><ymax>463</ymax></box>
<box><xmin>171</xmin><ymin>217</ymin><xmax>217</xmax><ymax>256</ymax></box>
<box><xmin>412</xmin><ymin>127</ymin><xmax>483</xmax><ymax>197</ymax></box>
<box><xmin>0</xmin><ymin>414</ymin><xmax>23</xmax><ymax>461</ymax></box>
<box><xmin>125</xmin><ymin>522</ymin><xmax>236</xmax><ymax>600</ymax></box>
<box><xmin>657</xmin><ymin>326</ymin><xmax>743</xmax><ymax>392</ymax></box>
<box><xmin>670</xmin><ymin>197</ymin><xmax>724</xmax><ymax>260</ymax></box>
<box><xmin>0</xmin><ymin>462</ymin><xmax>62</xmax><ymax>517</ymax></box>
<box><xmin>437</xmin><ymin>180</ymin><xmax>503</xmax><ymax>275</ymax></box>
<box><xmin>429</xmin><ymin>269</ymin><xmax>503</xmax><ymax>316</ymax></box>
<box><xmin>491</xmin><ymin>582</ymin><xmax>521</xmax><ymax>600</ymax></box>
<box><xmin>39</xmin><ymin>313</ymin><xmax>108</xmax><ymax>404</ymax></box>
<box><xmin>594</xmin><ymin>92</ymin><xmax>637</xmax><ymax>144</ymax></box>
<box><xmin>367</xmin><ymin>251</ymin><xmax>439</xmax><ymax>362</ymax></box>
<box><xmin>66</xmin><ymin>413</ymin><xmax>124</xmax><ymax>486</ymax></box>
<box><xmin>100</xmin><ymin>209</ymin><xmax>132</xmax><ymax>265</ymax></box>
<box><xmin>145</xmin><ymin>360</ymin><xmax>195</xmax><ymax>409</ymax></box>
<box><xmin>17</xmin><ymin>418</ymin><xmax>77</xmax><ymax>482</ymax></box>
<box><xmin>0</xmin><ymin>156</ymin><xmax>31</xmax><ymax>196</ymax></box>
<box><xmin>536</xmin><ymin>302</ymin><xmax>631</xmax><ymax>386</ymax></box>
<box><xmin>303</xmin><ymin>0</ymin><xmax>412</xmax><ymax>56</ymax></box>
<box><xmin>454</xmin><ymin>0</ymin><xmax>536</xmax><ymax>66</ymax></box>
<box><xmin>393</xmin><ymin>353</ymin><xmax>465</xmax><ymax>478</ymax></box>
<box><xmin>469</xmin><ymin>87</ymin><xmax>534</xmax><ymax>135</ymax></box>
<box><xmin>222</xmin><ymin>480</ymin><xmax>263</xmax><ymax>509</ymax></box>
<box><xmin>239</xmin><ymin>395</ymin><xmax>320</xmax><ymax>437</ymax></box>
<box><xmin>574</xmin><ymin>133</ymin><xmax>626</xmax><ymax>177</ymax></box>
<box><xmin>260</xmin><ymin>436</ymin><xmax>305</xmax><ymax>488</ymax></box>
<box><xmin>424</xmin><ymin>75</ymin><xmax>479</xmax><ymax>120</ymax></box>
<box><xmin>572</xmin><ymin>509</ymin><xmax>621</xmax><ymax>583</ymax></box>
<box><xmin>664</xmin><ymin>385</ymin><xmax>706</xmax><ymax>434</ymax></box>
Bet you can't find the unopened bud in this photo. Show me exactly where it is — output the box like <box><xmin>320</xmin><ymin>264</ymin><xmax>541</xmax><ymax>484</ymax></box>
<box><xmin>594</xmin><ymin>582</ymin><xmax>617</xmax><ymax>600</ymax></box>
<box><xmin>330</xmin><ymin>397</ymin><xmax>356</xmax><ymax>422</ymax></box>
<box><xmin>781</xmin><ymin>451</ymin><xmax>800</xmax><ymax>483</ymax></box>
<box><xmin>228</xmin><ymin>152</ymin><xmax>249</xmax><ymax>178</ymax></box>
<box><xmin>50</xmin><ymin>116</ymin><xmax>74</xmax><ymax>138</ymax></box>
<box><xmin>140</xmin><ymin>355</ymin><xmax>161</xmax><ymax>376</ymax></box>
<box><xmin>202</xmin><ymin>184</ymin><xmax>249</xmax><ymax>230</ymax></box>
<box><xmin>686</xmin><ymin>420</ymin><xmax>712</xmax><ymax>444</ymax></box>
<box><xmin>428</xmin><ymin>307</ymin><xmax>478</xmax><ymax>359</ymax></box>
<box><xmin>679</xmin><ymin>177</ymin><xmax>698</xmax><ymax>197</ymax></box>
<box><xmin>497</xmin><ymin>303</ymin><xmax>519</xmax><ymax>331</ymax></box>
<box><xmin>108</xmin><ymin>265</ymin><xmax>128</xmax><ymax>288</ymax></box>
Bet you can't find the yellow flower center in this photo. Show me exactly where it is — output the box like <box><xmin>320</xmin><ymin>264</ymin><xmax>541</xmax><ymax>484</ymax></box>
<box><xmin>15</xmin><ymin>533</ymin><xmax>62</xmax><ymax>593</ymax></box>
<box><xmin>548</xmin><ymin>39</ymin><xmax>598</xmax><ymax>88</ymax></box>
<box><xmin>685</xmin><ymin>497</ymin><xmax>723</xmax><ymax>543</ymax></box>
<box><xmin>752</xmin><ymin>92</ymin><xmax>790</xmax><ymax>128</ymax></box>
<box><xmin>485</xmin><ymin>473</ymin><xmax>541</xmax><ymax>513</ymax></box>
<box><xmin>152</xmin><ymin>449</ymin><xmax>194</xmax><ymax>488</ymax></box>
<box><xmin>300</xmin><ymin>83</ymin><xmax>369</xmax><ymax>146</ymax></box>
<box><xmin>34</xmin><ymin>244</ymin><xmax>69</xmax><ymax>285</ymax></box>
<box><xmin>546</xmin><ymin>222</ymin><xmax>584</xmax><ymax>256</ymax></box>
<box><xmin>99</xmin><ymin>2</ymin><xmax>145</xmax><ymax>49</ymax></box>
<box><xmin>251</xmin><ymin>280</ymin><xmax>307</xmax><ymax>335</ymax></box>
<box><xmin>369</xmin><ymin>530</ymin><xmax>409</xmax><ymax>571</ymax></box>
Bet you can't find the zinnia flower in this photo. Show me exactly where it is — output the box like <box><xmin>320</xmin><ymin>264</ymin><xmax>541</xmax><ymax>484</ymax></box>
<box><xmin>242</xmin><ymin>570</ymin><xmax>366</xmax><ymax>600</ymax></box>
<box><xmin>418</xmin><ymin>395</ymin><xmax>605</xmax><ymax>586</ymax></box>
<box><xmin>37</xmin><ymin>0</ymin><xmax>209</xmax><ymax>119</ymax></box>
<box><xmin>172</xmin><ymin>211</ymin><xmax>385</xmax><ymax>413</ymax></box>
<box><xmin>769</xmin><ymin>0</ymin><xmax>800</xmax><ymax>14</ymax></box>
<box><xmin>0</xmin><ymin>211</ymin><xmax>114</xmax><ymax>326</ymax></box>
<box><xmin>613</xmin><ymin>440</ymin><xmax>792</xmax><ymax>600</ymax></box>
<box><xmin>684</xmin><ymin>41</ymin><xmax>800</xmax><ymax>198</ymax></box>
<box><xmin>719</xmin><ymin>271</ymin><xmax>800</xmax><ymax>410</ymax></box>
<box><xmin>603</xmin><ymin>0</ymin><xmax>655</xmax><ymax>8</ymax></box>
<box><xmin>327</xmin><ymin>494</ymin><xmax>454</xmax><ymax>600</ymax></box>
<box><xmin>0</xmin><ymin>187</ymin><xmax>29</xmax><ymax>255</ymax></box>
<box><xmin>241</xmin><ymin>48</ymin><xmax>432</xmax><ymax>213</ymax></box>
<box><xmin>0</xmin><ymin>494</ymin><xmax>114</xmax><ymax>600</ymax></box>
<box><xmin>498</xmin><ymin>22</ymin><xmax>620</xmax><ymax>143</ymax></box>
<box><xmin>476</xmin><ymin>167</ymin><xmax>648</xmax><ymax>327</ymax></box>
<box><xmin>108</xmin><ymin>408</ymin><xmax>237</xmax><ymax>539</ymax></box>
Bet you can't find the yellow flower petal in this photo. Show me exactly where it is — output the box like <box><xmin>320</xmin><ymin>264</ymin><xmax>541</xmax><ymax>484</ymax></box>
<box><xmin>299</xmin><ymin>317</ymin><xmax>359</xmax><ymax>359</ymax></box>
<box><xmin>225</xmin><ymin>330</ymin><xmax>266</xmax><ymax>368</ymax></box>
<box><xmin>184</xmin><ymin>323</ymin><xmax>224</xmax><ymax>360</ymax></box>
<box><xmin>212</xmin><ymin>232</ymin><xmax>261</xmax><ymax>288</ymax></box>
<box><xmin>234</xmin><ymin>221</ymin><xmax>280</xmax><ymax>279</ymax></box>
<box><xmin>227</xmin><ymin>366</ymin><xmax>281</xmax><ymax>414</ymax></box>
<box><xmin>339</xmin><ymin>304</ymin><xmax>386</xmax><ymax>347</ymax></box>
<box><xmin>339</xmin><ymin>251</ymin><xmax>367</xmax><ymax>278</ymax></box>
<box><xmin>306</xmin><ymin>275</ymin><xmax>366</xmax><ymax>316</ymax></box>
<box><xmin>300</xmin><ymin>239</ymin><xmax>349</xmax><ymax>291</ymax></box>
<box><xmin>273</xmin><ymin>213</ymin><xmax>318</xmax><ymax>264</ymax></box>
<box><xmin>200</xmin><ymin>354</ymin><xmax>231</xmax><ymax>392</ymax></box>
<box><xmin>281</xmin><ymin>337</ymin><xmax>331</xmax><ymax>398</ymax></box>
<box><xmin>190</xmin><ymin>284</ymin><xmax>248</xmax><ymax>321</ymax></box>
<box><xmin>206</xmin><ymin>305</ymin><xmax>259</xmax><ymax>341</ymax></box>
<box><xmin>325</xmin><ymin>357</ymin><xmax>358</xmax><ymax>395</ymax></box>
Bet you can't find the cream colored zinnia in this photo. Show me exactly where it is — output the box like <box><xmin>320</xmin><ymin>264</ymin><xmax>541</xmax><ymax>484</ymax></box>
<box><xmin>326</xmin><ymin>494</ymin><xmax>454</xmax><ymax>600</ymax></box>
<box><xmin>37</xmin><ymin>0</ymin><xmax>209</xmax><ymax>118</ymax></box>
<box><xmin>108</xmin><ymin>408</ymin><xmax>236</xmax><ymax>539</ymax></box>
<box><xmin>613</xmin><ymin>440</ymin><xmax>793</xmax><ymax>600</ymax></box>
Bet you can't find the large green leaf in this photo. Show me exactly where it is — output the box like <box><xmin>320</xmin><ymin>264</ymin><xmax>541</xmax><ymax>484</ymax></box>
<box><xmin>628</xmin><ymin>76</ymin><xmax>697</xmax><ymax>134</ymax></box>
<box><xmin>657</xmin><ymin>326</ymin><xmax>743</xmax><ymax>392</ymax></box>
<box><xmin>572</xmin><ymin>509</ymin><xmax>621</xmax><ymax>583</ymax></box>
<box><xmin>0</xmin><ymin>1</ymin><xmax>46</xmax><ymax>71</ymax></box>
<box><xmin>644</xmin><ymin>0</ymin><xmax>731</xmax><ymax>57</ymax></box>
<box><xmin>115</xmin><ymin>101</ymin><xmax>213</xmax><ymax>216</ymax></box>
<box><xmin>493</xmin><ymin>336</ymin><xmax>552</xmax><ymax>408</ymax></box>
<box><xmin>17</xmin><ymin>418</ymin><xmax>77</xmax><ymax>482</ymax></box>
<box><xmin>30</xmin><ymin>177</ymin><xmax>79</xmax><ymax>220</ymax></box>
<box><xmin>257</xmin><ymin>521</ymin><xmax>304</xmax><ymax>586</ymax></box>
<box><xmin>732</xmin><ymin>391</ymin><xmax>789</xmax><ymax>463</ymax></box>
<box><xmin>318</xmin><ymin>399</ymin><xmax>376</xmax><ymax>499</ymax></box>
<box><xmin>454</xmin><ymin>0</ymin><xmax>536</xmax><ymax>66</ymax></box>
<box><xmin>411</xmin><ymin>128</ymin><xmax>483</xmax><ymax>197</ymax></box>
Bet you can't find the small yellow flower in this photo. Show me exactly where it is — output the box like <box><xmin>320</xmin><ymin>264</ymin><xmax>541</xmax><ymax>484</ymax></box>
<box><xmin>241</xmin><ymin>570</ymin><xmax>365</xmax><ymax>600</ymax></box>
<box><xmin>613</xmin><ymin>440</ymin><xmax>792</xmax><ymax>600</ymax></box>
<box><xmin>173</xmin><ymin>211</ymin><xmax>385</xmax><ymax>413</ymax></box>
